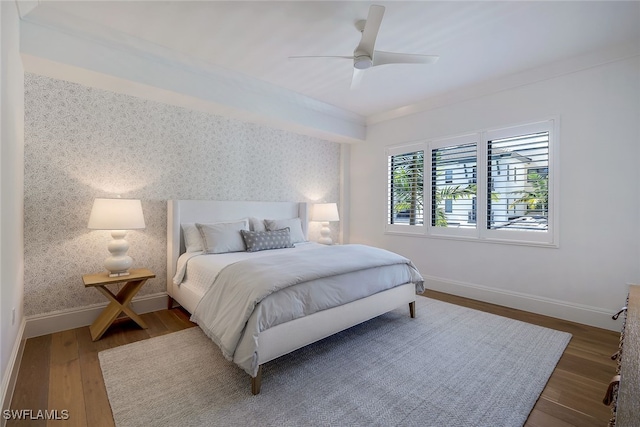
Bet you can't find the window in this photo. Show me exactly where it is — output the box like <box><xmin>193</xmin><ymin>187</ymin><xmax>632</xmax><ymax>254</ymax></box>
<box><xmin>386</xmin><ymin>144</ymin><xmax>424</xmax><ymax>229</ymax></box>
<box><xmin>444</xmin><ymin>199</ymin><xmax>453</xmax><ymax>213</ymax></box>
<box><xmin>386</xmin><ymin>119</ymin><xmax>557</xmax><ymax>246</ymax></box>
<box><xmin>487</xmin><ymin>129</ymin><xmax>549</xmax><ymax>233</ymax></box>
<box><xmin>445</xmin><ymin>169</ymin><xmax>453</xmax><ymax>184</ymax></box>
<box><xmin>431</xmin><ymin>137</ymin><xmax>477</xmax><ymax>235</ymax></box>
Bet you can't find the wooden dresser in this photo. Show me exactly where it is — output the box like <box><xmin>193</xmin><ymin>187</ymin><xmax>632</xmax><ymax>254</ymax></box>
<box><xmin>613</xmin><ymin>285</ymin><xmax>640</xmax><ymax>426</ymax></box>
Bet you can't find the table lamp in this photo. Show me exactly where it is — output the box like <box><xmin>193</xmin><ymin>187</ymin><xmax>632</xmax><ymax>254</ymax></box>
<box><xmin>312</xmin><ymin>203</ymin><xmax>339</xmax><ymax>245</ymax></box>
<box><xmin>88</xmin><ymin>198</ymin><xmax>146</xmax><ymax>277</ymax></box>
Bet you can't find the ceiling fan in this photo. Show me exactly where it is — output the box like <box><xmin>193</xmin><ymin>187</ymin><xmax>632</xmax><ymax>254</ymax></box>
<box><xmin>290</xmin><ymin>4</ymin><xmax>439</xmax><ymax>89</ymax></box>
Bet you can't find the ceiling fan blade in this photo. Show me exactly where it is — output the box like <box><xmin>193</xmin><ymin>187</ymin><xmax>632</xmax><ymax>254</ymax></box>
<box><xmin>289</xmin><ymin>55</ymin><xmax>354</xmax><ymax>60</ymax></box>
<box><xmin>289</xmin><ymin>5</ymin><xmax>439</xmax><ymax>86</ymax></box>
<box><xmin>372</xmin><ymin>51</ymin><xmax>440</xmax><ymax>67</ymax></box>
<box><xmin>350</xmin><ymin>68</ymin><xmax>365</xmax><ymax>90</ymax></box>
<box><xmin>354</xmin><ymin>5</ymin><xmax>385</xmax><ymax>57</ymax></box>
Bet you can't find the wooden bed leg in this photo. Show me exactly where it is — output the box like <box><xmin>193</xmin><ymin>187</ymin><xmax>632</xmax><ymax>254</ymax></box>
<box><xmin>167</xmin><ymin>295</ymin><xmax>174</xmax><ymax>310</ymax></box>
<box><xmin>409</xmin><ymin>301</ymin><xmax>416</xmax><ymax>318</ymax></box>
<box><xmin>251</xmin><ymin>366</ymin><xmax>262</xmax><ymax>395</ymax></box>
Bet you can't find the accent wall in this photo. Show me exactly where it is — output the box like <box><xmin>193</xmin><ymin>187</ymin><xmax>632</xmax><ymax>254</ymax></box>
<box><xmin>23</xmin><ymin>73</ymin><xmax>341</xmax><ymax>318</ymax></box>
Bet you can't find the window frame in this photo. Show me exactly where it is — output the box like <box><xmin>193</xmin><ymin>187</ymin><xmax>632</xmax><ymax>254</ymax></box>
<box><xmin>384</xmin><ymin>118</ymin><xmax>559</xmax><ymax>248</ymax></box>
<box><xmin>481</xmin><ymin>120</ymin><xmax>557</xmax><ymax>246</ymax></box>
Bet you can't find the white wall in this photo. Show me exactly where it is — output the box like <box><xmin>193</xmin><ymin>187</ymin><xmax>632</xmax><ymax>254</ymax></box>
<box><xmin>350</xmin><ymin>56</ymin><xmax>640</xmax><ymax>331</ymax></box>
<box><xmin>0</xmin><ymin>0</ymin><xmax>25</xmax><ymax>411</ymax></box>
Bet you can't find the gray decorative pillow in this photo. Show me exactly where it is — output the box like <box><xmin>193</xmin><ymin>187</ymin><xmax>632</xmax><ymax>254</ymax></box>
<box><xmin>241</xmin><ymin>228</ymin><xmax>294</xmax><ymax>252</ymax></box>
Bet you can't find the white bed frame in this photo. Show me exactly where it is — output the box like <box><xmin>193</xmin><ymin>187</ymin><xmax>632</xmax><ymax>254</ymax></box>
<box><xmin>167</xmin><ymin>200</ymin><xmax>416</xmax><ymax>394</ymax></box>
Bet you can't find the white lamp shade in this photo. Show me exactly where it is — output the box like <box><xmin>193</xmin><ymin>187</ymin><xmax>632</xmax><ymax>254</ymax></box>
<box><xmin>88</xmin><ymin>198</ymin><xmax>146</xmax><ymax>230</ymax></box>
<box><xmin>312</xmin><ymin>203</ymin><xmax>339</xmax><ymax>222</ymax></box>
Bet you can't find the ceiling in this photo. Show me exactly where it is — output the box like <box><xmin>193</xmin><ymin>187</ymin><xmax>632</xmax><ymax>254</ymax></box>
<box><xmin>20</xmin><ymin>1</ymin><xmax>640</xmax><ymax>120</ymax></box>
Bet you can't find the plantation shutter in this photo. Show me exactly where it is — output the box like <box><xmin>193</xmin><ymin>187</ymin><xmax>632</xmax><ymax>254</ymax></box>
<box><xmin>431</xmin><ymin>142</ymin><xmax>477</xmax><ymax>229</ymax></box>
<box><xmin>487</xmin><ymin>131</ymin><xmax>549</xmax><ymax>231</ymax></box>
<box><xmin>387</xmin><ymin>150</ymin><xmax>424</xmax><ymax>226</ymax></box>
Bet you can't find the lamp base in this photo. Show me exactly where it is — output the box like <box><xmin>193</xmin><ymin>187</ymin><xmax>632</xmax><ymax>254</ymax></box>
<box><xmin>104</xmin><ymin>230</ymin><xmax>134</xmax><ymax>276</ymax></box>
<box><xmin>318</xmin><ymin>222</ymin><xmax>333</xmax><ymax>245</ymax></box>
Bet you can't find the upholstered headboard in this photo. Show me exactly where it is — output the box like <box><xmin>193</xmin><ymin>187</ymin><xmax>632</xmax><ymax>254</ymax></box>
<box><xmin>166</xmin><ymin>200</ymin><xmax>309</xmax><ymax>292</ymax></box>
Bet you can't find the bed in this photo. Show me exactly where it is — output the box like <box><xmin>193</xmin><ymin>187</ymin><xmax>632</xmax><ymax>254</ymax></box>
<box><xmin>167</xmin><ymin>200</ymin><xmax>424</xmax><ymax>394</ymax></box>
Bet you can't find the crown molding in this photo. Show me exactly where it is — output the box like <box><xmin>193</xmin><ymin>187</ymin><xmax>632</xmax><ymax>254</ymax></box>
<box><xmin>19</xmin><ymin>12</ymin><xmax>366</xmax><ymax>143</ymax></box>
<box><xmin>368</xmin><ymin>41</ymin><xmax>640</xmax><ymax>126</ymax></box>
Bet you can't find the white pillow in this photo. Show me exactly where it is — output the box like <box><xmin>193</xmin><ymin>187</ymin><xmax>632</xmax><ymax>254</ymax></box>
<box><xmin>182</xmin><ymin>223</ymin><xmax>204</xmax><ymax>252</ymax></box>
<box><xmin>264</xmin><ymin>218</ymin><xmax>307</xmax><ymax>244</ymax></box>
<box><xmin>249</xmin><ymin>217</ymin><xmax>266</xmax><ymax>232</ymax></box>
<box><xmin>196</xmin><ymin>220</ymin><xmax>249</xmax><ymax>254</ymax></box>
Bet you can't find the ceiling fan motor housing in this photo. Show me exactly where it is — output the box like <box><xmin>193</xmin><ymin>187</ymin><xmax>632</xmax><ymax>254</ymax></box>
<box><xmin>354</xmin><ymin>55</ymin><xmax>373</xmax><ymax>70</ymax></box>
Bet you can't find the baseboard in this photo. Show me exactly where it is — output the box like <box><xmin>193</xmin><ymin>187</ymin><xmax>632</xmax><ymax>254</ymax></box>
<box><xmin>24</xmin><ymin>293</ymin><xmax>169</xmax><ymax>339</ymax></box>
<box><xmin>424</xmin><ymin>275</ymin><xmax>621</xmax><ymax>331</ymax></box>
<box><xmin>1</xmin><ymin>318</ymin><xmax>26</xmax><ymax>426</ymax></box>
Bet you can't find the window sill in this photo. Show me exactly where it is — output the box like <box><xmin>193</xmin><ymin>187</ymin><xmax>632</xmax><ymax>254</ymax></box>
<box><xmin>384</xmin><ymin>229</ymin><xmax>559</xmax><ymax>249</ymax></box>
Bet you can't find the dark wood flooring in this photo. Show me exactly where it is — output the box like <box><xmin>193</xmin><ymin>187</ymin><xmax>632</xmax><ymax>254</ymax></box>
<box><xmin>7</xmin><ymin>291</ymin><xmax>620</xmax><ymax>426</ymax></box>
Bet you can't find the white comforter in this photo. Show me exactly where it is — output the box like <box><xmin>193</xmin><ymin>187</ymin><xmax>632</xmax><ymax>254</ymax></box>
<box><xmin>190</xmin><ymin>244</ymin><xmax>424</xmax><ymax>376</ymax></box>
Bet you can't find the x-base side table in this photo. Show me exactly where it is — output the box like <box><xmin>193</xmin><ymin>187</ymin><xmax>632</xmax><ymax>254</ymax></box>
<box><xmin>82</xmin><ymin>268</ymin><xmax>155</xmax><ymax>341</ymax></box>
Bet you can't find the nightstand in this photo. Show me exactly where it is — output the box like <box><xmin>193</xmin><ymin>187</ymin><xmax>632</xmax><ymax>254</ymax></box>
<box><xmin>82</xmin><ymin>268</ymin><xmax>155</xmax><ymax>341</ymax></box>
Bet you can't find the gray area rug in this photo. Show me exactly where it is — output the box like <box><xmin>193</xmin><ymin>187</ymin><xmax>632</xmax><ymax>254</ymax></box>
<box><xmin>99</xmin><ymin>296</ymin><xmax>571</xmax><ymax>427</ymax></box>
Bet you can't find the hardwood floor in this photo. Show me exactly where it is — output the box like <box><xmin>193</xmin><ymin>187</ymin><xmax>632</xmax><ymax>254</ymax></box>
<box><xmin>7</xmin><ymin>292</ymin><xmax>620</xmax><ymax>426</ymax></box>
<box><xmin>7</xmin><ymin>307</ymin><xmax>196</xmax><ymax>427</ymax></box>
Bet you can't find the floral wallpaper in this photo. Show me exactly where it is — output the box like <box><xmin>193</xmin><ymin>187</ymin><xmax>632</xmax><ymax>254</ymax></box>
<box><xmin>24</xmin><ymin>73</ymin><xmax>341</xmax><ymax>317</ymax></box>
